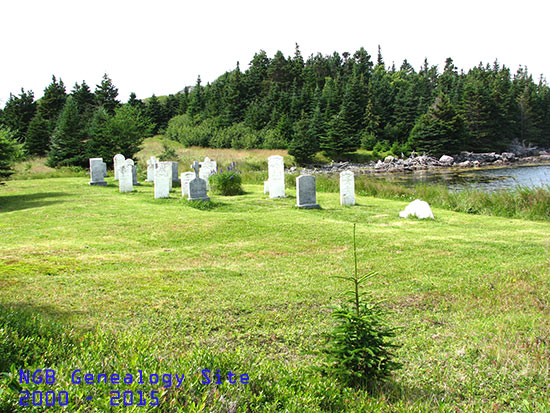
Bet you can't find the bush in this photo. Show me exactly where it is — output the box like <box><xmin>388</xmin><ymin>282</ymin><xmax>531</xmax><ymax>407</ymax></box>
<box><xmin>209</xmin><ymin>162</ymin><xmax>244</xmax><ymax>195</ymax></box>
<box><xmin>0</xmin><ymin>127</ymin><xmax>23</xmax><ymax>180</ymax></box>
<box><xmin>158</xmin><ymin>142</ymin><xmax>178</xmax><ymax>161</ymax></box>
<box><xmin>322</xmin><ymin>224</ymin><xmax>400</xmax><ymax>389</ymax></box>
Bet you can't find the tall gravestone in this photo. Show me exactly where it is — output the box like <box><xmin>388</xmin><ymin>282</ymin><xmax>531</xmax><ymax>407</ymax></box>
<box><xmin>125</xmin><ymin>159</ymin><xmax>140</xmax><ymax>186</ymax></box>
<box><xmin>89</xmin><ymin>158</ymin><xmax>107</xmax><ymax>186</ymax></box>
<box><xmin>268</xmin><ymin>155</ymin><xmax>285</xmax><ymax>198</ymax></box>
<box><xmin>102</xmin><ymin>161</ymin><xmax>107</xmax><ymax>177</ymax></box>
<box><xmin>170</xmin><ymin>162</ymin><xmax>180</xmax><ymax>185</ymax></box>
<box><xmin>118</xmin><ymin>163</ymin><xmax>133</xmax><ymax>192</ymax></box>
<box><xmin>188</xmin><ymin>161</ymin><xmax>210</xmax><ymax>201</ymax></box>
<box><xmin>180</xmin><ymin>172</ymin><xmax>195</xmax><ymax>197</ymax></box>
<box><xmin>296</xmin><ymin>175</ymin><xmax>320</xmax><ymax>209</ymax></box>
<box><xmin>199</xmin><ymin>157</ymin><xmax>217</xmax><ymax>189</ymax></box>
<box><xmin>113</xmin><ymin>154</ymin><xmax>125</xmax><ymax>180</ymax></box>
<box><xmin>340</xmin><ymin>171</ymin><xmax>355</xmax><ymax>206</ymax></box>
<box><xmin>146</xmin><ymin>157</ymin><xmax>157</xmax><ymax>182</ymax></box>
<box><xmin>154</xmin><ymin>162</ymin><xmax>171</xmax><ymax>199</ymax></box>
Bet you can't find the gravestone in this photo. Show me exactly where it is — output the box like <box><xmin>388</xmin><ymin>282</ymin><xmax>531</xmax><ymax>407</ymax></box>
<box><xmin>188</xmin><ymin>161</ymin><xmax>210</xmax><ymax>201</ymax></box>
<box><xmin>180</xmin><ymin>172</ymin><xmax>195</xmax><ymax>197</ymax></box>
<box><xmin>102</xmin><ymin>161</ymin><xmax>107</xmax><ymax>177</ymax></box>
<box><xmin>171</xmin><ymin>162</ymin><xmax>180</xmax><ymax>185</ymax></box>
<box><xmin>146</xmin><ymin>157</ymin><xmax>157</xmax><ymax>182</ymax></box>
<box><xmin>118</xmin><ymin>163</ymin><xmax>133</xmax><ymax>192</ymax></box>
<box><xmin>125</xmin><ymin>159</ymin><xmax>140</xmax><ymax>186</ymax></box>
<box><xmin>199</xmin><ymin>157</ymin><xmax>217</xmax><ymax>189</ymax></box>
<box><xmin>89</xmin><ymin>158</ymin><xmax>107</xmax><ymax>186</ymax></box>
<box><xmin>296</xmin><ymin>175</ymin><xmax>319</xmax><ymax>209</ymax></box>
<box><xmin>268</xmin><ymin>155</ymin><xmax>285</xmax><ymax>198</ymax></box>
<box><xmin>113</xmin><ymin>154</ymin><xmax>125</xmax><ymax>180</ymax></box>
<box><xmin>340</xmin><ymin>171</ymin><xmax>355</xmax><ymax>206</ymax></box>
<box><xmin>154</xmin><ymin>162</ymin><xmax>172</xmax><ymax>199</ymax></box>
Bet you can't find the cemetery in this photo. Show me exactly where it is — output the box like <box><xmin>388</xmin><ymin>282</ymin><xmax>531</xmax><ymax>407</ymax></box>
<box><xmin>1</xmin><ymin>146</ymin><xmax>549</xmax><ymax>411</ymax></box>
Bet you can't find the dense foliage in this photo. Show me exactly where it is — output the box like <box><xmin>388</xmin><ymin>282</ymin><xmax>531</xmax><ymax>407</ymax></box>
<box><xmin>209</xmin><ymin>162</ymin><xmax>244</xmax><ymax>195</ymax></box>
<box><xmin>0</xmin><ymin>127</ymin><xmax>22</xmax><ymax>180</ymax></box>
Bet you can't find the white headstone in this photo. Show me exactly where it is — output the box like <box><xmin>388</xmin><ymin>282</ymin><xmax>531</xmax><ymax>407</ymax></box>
<box><xmin>118</xmin><ymin>163</ymin><xmax>133</xmax><ymax>192</ymax></box>
<box><xmin>268</xmin><ymin>155</ymin><xmax>285</xmax><ymax>198</ymax></box>
<box><xmin>89</xmin><ymin>158</ymin><xmax>107</xmax><ymax>186</ymax></box>
<box><xmin>399</xmin><ymin>199</ymin><xmax>434</xmax><ymax>219</ymax></box>
<box><xmin>181</xmin><ymin>172</ymin><xmax>195</xmax><ymax>197</ymax></box>
<box><xmin>199</xmin><ymin>157</ymin><xmax>217</xmax><ymax>189</ymax></box>
<box><xmin>296</xmin><ymin>175</ymin><xmax>319</xmax><ymax>209</ymax></box>
<box><xmin>154</xmin><ymin>162</ymin><xmax>172</xmax><ymax>199</ymax></box>
<box><xmin>146</xmin><ymin>157</ymin><xmax>157</xmax><ymax>182</ymax></box>
<box><xmin>340</xmin><ymin>171</ymin><xmax>355</xmax><ymax>206</ymax></box>
<box><xmin>113</xmin><ymin>154</ymin><xmax>125</xmax><ymax>180</ymax></box>
<box><xmin>263</xmin><ymin>181</ymin><xmax>269</xmax><ymax>194</ymax></box>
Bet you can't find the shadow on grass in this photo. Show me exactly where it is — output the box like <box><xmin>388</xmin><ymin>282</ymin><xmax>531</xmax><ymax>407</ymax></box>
<box><xmin>0</xmin><ymin>192</ymin><xmax>71</xmax><ymax>213</ymax></box>
<box><xmin>0</xmin><ymin>303</ymin><xmax>84</xmax><ymax>372</ymax></box>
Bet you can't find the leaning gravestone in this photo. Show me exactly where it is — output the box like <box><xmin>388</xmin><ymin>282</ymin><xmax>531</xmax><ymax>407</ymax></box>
<box><xmin>118</xmin><ymin>163</ymin><xmax>133</xmax><ymax>192</ymax></box>
<box><xmin>268</xmin><ymin>155</ymin><xmax>285</xmax><ymax>198</ymax></box>
<box><xmin>340</xmin><ymin>171</ymin><xmax>355</xmax><ymax>206</ymax></box>
<box><xmin>89</xmin><ymin>158</ymin><xmax>107</xmax><ymax>186</ymax></box>
<box><xmin>188</xmin><ymin>161</ymin><xmax>210</xmax><ymax>201</ymax></box>
<box><xmin>296</xmin><ymin>175</ymin><xmax>320</xmax><ymax>209</ymax></box>
<box><xmin>113</xmin><ymin>154</ymin><xmax>125</xmax><ymax>180</ymax></box>
<box><xmin>146</xmin><ymin>157</ymin><xmax>157</xmax><ymax>182</ymax></box>
<box><xmin>199</xmin><ymin>157</ymin><xmax>217</xmax><ymax>189</ymax></box>
<box><xmin>154</xmin><ymin>162</ymin><xmax>172</xmax><ymax>199</ymax></box>
<box><xmin>180</xmin><ymin>171</ymin><xmax>195</xmax><ymax>197</ymax></box>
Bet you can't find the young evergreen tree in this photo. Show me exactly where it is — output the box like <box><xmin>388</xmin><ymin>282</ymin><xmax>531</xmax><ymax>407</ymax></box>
<box><xmin>71</xmin><ymin>81</ymin><xmax>96</xmax><ymax>121</ymax></box>
<box><xmin>47</xmin><ymin>96</ymin><xmax>86</xmax><ymax>167</ymax></box>
<box><xmin>408</xmin><ymin>93</ymin><xmax>465</xmax><ymax>156</ymax></box>
<box><xmin>288</xmin><ymin>112</ymin><xmax>319</xmax><ymax>165</ymax></box>
<box><xmin>95</xmin><ymin>74</ymin><xmax>120</xmax><ymax>115</ymax></box>
<box><xmin>39</xmin><ymin>75</ymin><xmax>67</xmax><ymax>123</ymax></box>
<box><xmin>0</xmin><ymin>126</ymin><xmax>22</xmax><ymax>180</ymax></box>
<box><xmin>187</xmin><ymin>76</ymin><xmax>205</xmax><ymax>120</ymax></box>
<box><xmin>106</xmin><ymin>105</ymin><xmax>153</xmax><ymax>158</ymax></box>
<box><xmin>86</xmin><ymin>106</ymin><xmax>112</xmax><ymax>162</ymax></box>
<box><xmin>145</xmin><ymin>94</ymin><xmax>164</xmax><ymax>134</ymax></box>
<box><xmin>321</xmin><ymin>107</ymin><xmax>356</xmax><ymax>157</ymax></box>
<box><xmin>24</xmin><ymin>114</ymin><xmax>51</xmax><ymax>155</ymax></box>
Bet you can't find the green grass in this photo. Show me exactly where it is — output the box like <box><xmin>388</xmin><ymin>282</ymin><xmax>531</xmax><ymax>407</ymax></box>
<box><xmin>1</xmin><ymin>176</ymin><xmax>550</xmax><ymax>411</ymax></box>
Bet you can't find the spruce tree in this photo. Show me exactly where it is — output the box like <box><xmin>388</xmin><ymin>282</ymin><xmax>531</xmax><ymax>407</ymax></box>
<box><xmin>1</xmin><ymin>88</ymin><xmax>37</xmax><ymax>142</ymax></box>
<box><xmin>288</xmin><ymin>112</ymin><xmax>318</xmax><ymax>165</ymax></box>
<box><xmin>145</xmin><ymin>94</ymin><xmax>164</xmax><ymax>134</ymax></box>
<box><xmin>187</xmin><ymin>76</ymin><xmax>205</xmax><ymax>120</ymax></box>
<box><xmin>39</xmin><ymin>75</ymin><xmax>67</xmax><ymax>123</ymax></box>
<box><xmin>0</xmin><ymin>127</ymin><xmax>22</xmax><ymax>180</ymax></box>
<box><xmin>95</xmin><ymin>74</ymin><xmax>120</xmax><ymax>115</ymax></box>
<box><xmin>47</xmin><ymin>96</ymin><xmax>86</xmax><ymax>167</ymax></box>
<box><xmin>25</xmin><ymin>114</ymin><xmax>51</xmax><ymax>155</ymax></box>
<box><xmin>408</xmin><ymin>93</ymin><xmax>465</xmax><ymax>156</ymax></box>
<box><xmin>71</xmin><ymin>81</ymin><xmax>96</xmax><ymax>121</ymax></box>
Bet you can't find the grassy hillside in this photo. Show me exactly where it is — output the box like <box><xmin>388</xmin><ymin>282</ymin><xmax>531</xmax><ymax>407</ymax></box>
<box><xmin>1</xmin><ymin>176</ymin><xmax>549</xmax><ymax>411</ymax></box>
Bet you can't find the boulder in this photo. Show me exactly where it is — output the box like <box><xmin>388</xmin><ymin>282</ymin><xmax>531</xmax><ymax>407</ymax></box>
<box><xmin>399</xmin><ymin>199</ymin><xmax>434</xmax><ymax>219</ymax></box>
<box><xmin>439</xmin><ymin>155</ymin><xmax>454</xmax><ymax>165</ymax></box>
<box><xmin>384</xmin><ymin>155</ymin><xmax>395</xmax><ymax>163</ymax></box>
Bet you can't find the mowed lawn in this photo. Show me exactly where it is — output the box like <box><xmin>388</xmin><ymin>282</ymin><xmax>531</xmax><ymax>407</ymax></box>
<box><xmin>1</xmin><ymin>177</ymin><xmax>549</xmax><ymax>412</ymax></box>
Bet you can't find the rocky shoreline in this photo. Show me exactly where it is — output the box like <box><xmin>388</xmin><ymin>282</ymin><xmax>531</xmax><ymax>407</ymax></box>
<box><xmin>294</xmin><ymin>149</ymin><xmax>550</xmax><ymax>175</ymax></box>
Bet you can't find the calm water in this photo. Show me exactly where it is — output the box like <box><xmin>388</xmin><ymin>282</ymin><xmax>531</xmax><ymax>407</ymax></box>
<box><xmin>374</xmin><ymin>164</ymin><xmax>550</xmax><ymax>191</ymax></box>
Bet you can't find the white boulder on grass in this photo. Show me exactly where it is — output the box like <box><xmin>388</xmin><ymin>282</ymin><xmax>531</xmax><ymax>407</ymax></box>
<box><xmin>399</xmin><ymin>199</ymin><xmax>434</xmax><ymax>219</ymax></box>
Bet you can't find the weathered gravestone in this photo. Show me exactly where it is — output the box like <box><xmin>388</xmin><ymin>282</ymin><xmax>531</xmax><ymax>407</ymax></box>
<box><xmin>188</xmin><ymin>161</ymin><xmax>210</xmax><ymax>201</ymax></box>
<box><xmin>146</xmin><ymin>157</ymin><xmax>157</xmax><ymax>182</ymax></box>
<box><xmin>118</xmin><ymin>163</ymin><xmax>133</xmax><ymax>192</ymax></box>
<box><xmin>268</xmin><ymin>155</ymin><xmax>285</xmax><ymax>198</ymax></box>
<box><xmin>170</xmin><ymin>162</ymin><xmax>180</xmax><ymax>185</ymax></box>
<box><xmin>154</xmin><ymin>162</ymin><xmax>172</xmax><ymax>199</ymax></box>
<box><xmin>180</xmin><ymin>172</ymin><xmax>195</xmax><ymax>197</ymax></box>
<box><xmin>125</xmin><ymin>159</ymin><xmax>140</xmax><ymax>186</ymax></box>
<box><xmin>102</xmin><ymin>161</ymin><xmax>107</xmax><ymax>177</ymax></box>
<box><xmin>113</xmin><ymin>154</ymin><xmax>125</xmax><ymax>180</ymax></box>
<box><xmin>199</xmin><ymin>157</ymin><xmax>217</xmax><ymax>189</ymax></box>
<box><xmin>89</xmin><ymin>158</ymin><xmax>107</xmax><ymax>186</ymax></box>
<box><xmin>340</xmin><ymin>171</ymin><xmax>355</xmax><ymax>206</ymax></box>
<box><xmin>296</xmin><ymin>175</ymin><xmax>319</xmax><ymax>209</ymax></box>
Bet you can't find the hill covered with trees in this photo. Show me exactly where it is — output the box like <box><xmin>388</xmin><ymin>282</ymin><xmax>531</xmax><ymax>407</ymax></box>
<box><xmin>1</xmin><ymin>45</ymin><xmax>549</xmax><ymax>172</ymax></box>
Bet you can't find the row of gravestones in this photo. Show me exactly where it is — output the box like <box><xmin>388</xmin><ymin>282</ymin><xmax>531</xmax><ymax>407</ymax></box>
<box><xmin>89</xmin><ymin>154</ymin><xmax>356</xmax><ymax>207</ymax></box>
<box><xmin>264</xmin><ymin>155</ymin><xmax>355</xmax><ymax>207</ymax></box>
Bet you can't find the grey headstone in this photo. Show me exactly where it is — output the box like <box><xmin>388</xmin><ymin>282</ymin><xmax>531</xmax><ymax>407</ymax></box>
<box><xmin>89</xmin><ymin>158</ymin><xmax>107</xmax><ymax>186</ymax></box>
<box><xmin>340</xmin><ymin>171</ymin><xmax>355</xmax><ymax>206</ymax></box>
<box><xmin>268</xmin><ymin>155</ymin><xmax>285</xmax><ymax>198</ymax></box>
<box><xmin>118</xmin><ymin>163</ymin><xmax>133</xmax><ymax>192</ymax></box>
<box><xmin>102</xmin><ymin>162</ymin><xmax>107</xmax><ymax>177</ymax></box>
<box><xmin>180</xmin><ymin>172</ymin><xmax>195</xmax><ymax>197</ymax></box>
<box><xmin>296</xmin><ymin>175</ymin><xmax>319</xmax><ymax>209</ymax></box>
<box><xmin>154</xmin><ymin>162</ymin><xmax>171</xmax><ymax>198</ymax></box>
<box><xmin>188</xmin><ymin>161</ymin><xmax>210</xmax><ymax>201</ymax></box>
<box><xmin>113</xmin><ymin>154</ymin><xmax>125</xmax><ymax>180</ymax></box>
<box><xmin>171</xmin><ymin>162</ymin><xmax>180</xmax><ymax>184</ymax></box>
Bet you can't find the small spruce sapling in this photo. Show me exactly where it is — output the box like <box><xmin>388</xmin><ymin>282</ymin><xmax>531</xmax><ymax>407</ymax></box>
<box><xmin>322</xmin><ymin>223</ymin><xmax>401</xmax><ymax>389</ymax></box>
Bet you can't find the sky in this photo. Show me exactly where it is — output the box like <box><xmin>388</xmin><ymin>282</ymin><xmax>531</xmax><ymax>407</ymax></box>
<box><xmin>2</xmin><ymin>0</ymin><xmax>549</xmax><ymax>106</ymax></box>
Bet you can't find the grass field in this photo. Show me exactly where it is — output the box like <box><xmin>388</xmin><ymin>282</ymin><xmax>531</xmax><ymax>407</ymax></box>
<box><xmin>1</xmin><ymin>176</ymin><xmax>550</xmax><ymax>411</ymax></box>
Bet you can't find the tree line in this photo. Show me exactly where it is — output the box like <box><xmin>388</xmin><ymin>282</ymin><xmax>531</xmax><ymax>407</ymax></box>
<box><xmin>1</xmin><ymin>45</ymin><xmax>550</xmax><ymax>177</ymax></box>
